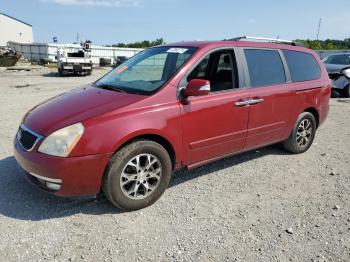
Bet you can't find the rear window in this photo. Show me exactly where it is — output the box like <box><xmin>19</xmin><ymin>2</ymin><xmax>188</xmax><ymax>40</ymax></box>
<box><xmin>283</xmin><ymin>50</ymin><xmax>321</xmax><ymax>82</ymax></box>
<box><xmin>244</xmin><ymin>49</ymin><xmax>286</xmax><ymax>87</ymax></box>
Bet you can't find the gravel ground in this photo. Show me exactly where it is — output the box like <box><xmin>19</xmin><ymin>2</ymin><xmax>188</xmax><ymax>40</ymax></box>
<box><xmin>0</xmin><ymin>66</ymin><xmax>349</xmax><ymax>262</ymax></box>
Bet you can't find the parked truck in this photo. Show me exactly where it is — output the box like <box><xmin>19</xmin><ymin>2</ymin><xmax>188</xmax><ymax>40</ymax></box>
<box><xmin>57</xmin><ymin>42</ymin><xmax>93</xmax><ymax>76</ymax></box>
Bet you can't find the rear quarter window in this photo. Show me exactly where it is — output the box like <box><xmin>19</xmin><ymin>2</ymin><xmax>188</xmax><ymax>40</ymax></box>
<box><xmin>283</xmin><ymin>50</ymin><xmax>321</xmax><ymax>82</ymax></box>
<box><xmin>244</xmin><ymin>49</ymin><xmax>286</xmax><ymax>87</ymax></box>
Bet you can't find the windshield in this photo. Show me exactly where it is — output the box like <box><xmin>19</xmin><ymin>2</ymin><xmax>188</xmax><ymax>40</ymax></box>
<box><xmin>95</xmin><ymin>46</ymin><xmax>197</xmax><ymax>95</ymax></box>
<box><xmin>324</xmin><ymin>54</ymin><xmax>350</xmax><ymax>65</ymax></box>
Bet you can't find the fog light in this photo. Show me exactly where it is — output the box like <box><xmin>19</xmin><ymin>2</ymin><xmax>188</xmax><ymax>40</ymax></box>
<box><xmin>28</xmin><ymin>172</ymin><xmax>62</xmax><ymax>191</ymax></box>
<box><xmin>46</xmin><ymin>182</ymin><xmax>61</xmax><ymax>191</ymax></box>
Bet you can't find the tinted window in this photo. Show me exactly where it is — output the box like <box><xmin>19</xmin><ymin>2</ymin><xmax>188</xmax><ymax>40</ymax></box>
<box><xmin>244</xmin><ymin>49</ymin><xmax>286</xmax><ymax>87</ymax></box>
<box><xmin>283</xmin><ymin>50</ymin><xmax>321</xmax><ymax>82</ymax></box>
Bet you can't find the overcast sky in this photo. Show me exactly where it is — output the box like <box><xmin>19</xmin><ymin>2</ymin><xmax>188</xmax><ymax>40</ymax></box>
<box><xmin>1</xmin><ymin>0</ymin><xmax>350</xmax><ymax>45</ymax></box>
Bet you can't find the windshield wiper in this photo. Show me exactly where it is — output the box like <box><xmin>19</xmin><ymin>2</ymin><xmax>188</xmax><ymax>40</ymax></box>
<box><xmin>95</xmin><ymin>84</ymin><xmax>126</xmax><ymax>93</ymax></box>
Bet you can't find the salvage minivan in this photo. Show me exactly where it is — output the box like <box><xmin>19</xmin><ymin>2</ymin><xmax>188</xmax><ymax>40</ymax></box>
<box><xmin>14</xmin><ymin>37</ymin><xmax>331</xmax><ymax>210</ymax></box>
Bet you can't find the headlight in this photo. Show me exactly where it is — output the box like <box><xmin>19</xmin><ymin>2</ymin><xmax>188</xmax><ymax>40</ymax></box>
<box><xmin>342</xmin><ymin>68</ymin><xmax>350</xmax><ymax>78</ymax></box>
<box><xmin>38</xmin><ymin>123</ymin><xmax>84</xmax><ymax>157</ymax></box>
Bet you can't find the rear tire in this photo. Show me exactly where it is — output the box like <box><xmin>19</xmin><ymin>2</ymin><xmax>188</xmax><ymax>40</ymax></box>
<box><xmin>282</xmin><ymin>112</ymin><xmax>316</xmax><ymax>154</ymax></box>
<box><xmin>103</xmin><ymin>140</ymin><xmax>172</xmax><ymax>210</ymax></box>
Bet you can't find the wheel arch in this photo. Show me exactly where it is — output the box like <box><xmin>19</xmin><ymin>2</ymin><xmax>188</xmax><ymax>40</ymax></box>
<box><xmin>100</xmin><ymin>132</ymin><xmax>178</xmax><ymax>195</ymax></box>
<box><xmin>112</xmin><ymin>133</ymin><xmax>177</xmax><ymax>170</ymax></box>
<box><xmin>303</xmin><ymin>107</ymin><xmax>319</xmax><ymax>128</ymax></box>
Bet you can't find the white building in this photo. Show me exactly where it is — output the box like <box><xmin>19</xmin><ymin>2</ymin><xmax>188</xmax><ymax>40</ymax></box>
<box><xmin>0</xmin><ymin>13</ymin><xmax>33</xmax><ymax>47</ymax></box>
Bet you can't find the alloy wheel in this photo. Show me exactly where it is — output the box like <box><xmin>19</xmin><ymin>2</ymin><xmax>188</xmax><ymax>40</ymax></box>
<box><xmin>296</xmin><ymin>119</ymin><xmax>312</xmax><ymax>148</ymax></box>
<box><xmin>120</xmin><ymin>154</ymin><xmax>162</xmax><ymax>200</ymax></box>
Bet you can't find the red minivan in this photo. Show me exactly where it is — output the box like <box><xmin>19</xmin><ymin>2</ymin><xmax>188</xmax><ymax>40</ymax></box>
<box><xmin>14</xmin><ymin>37</ymin><xmax>331</xmax><ymax>210</ymax></box>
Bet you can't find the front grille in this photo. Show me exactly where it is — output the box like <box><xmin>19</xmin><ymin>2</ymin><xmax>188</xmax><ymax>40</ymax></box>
<box><xmin>17</xmin><ymin>125</ymin><xmax>41</xmax><ymax>151</ymax></box>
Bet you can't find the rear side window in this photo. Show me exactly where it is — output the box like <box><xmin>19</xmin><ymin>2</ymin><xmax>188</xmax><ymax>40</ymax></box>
<box><xmin>244</xmin><ymin>49</ymin><xmax>286</xmax><ymax>87</ymax></box>
<box><xmin>283</xmin><ymin>50</ymin><xmax>321</xmax><ymax>82</ymax></box>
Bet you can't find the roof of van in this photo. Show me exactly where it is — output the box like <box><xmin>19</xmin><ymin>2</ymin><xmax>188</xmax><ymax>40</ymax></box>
<box><xmin>163</xmin><ymin>40</ymin><xmax>311</xmax><ymax>52</ymax></box>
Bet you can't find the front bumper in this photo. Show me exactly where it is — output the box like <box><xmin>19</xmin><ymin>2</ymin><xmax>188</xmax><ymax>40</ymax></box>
<box><xmin>62</xmin><ymin>63</ymin><xmax>92</xmax><ymax>72</ymax></box>
<box><xmin>14</xmin><ymin>140</ymin><xmax>112</xmax><ymax>197</ymax></box>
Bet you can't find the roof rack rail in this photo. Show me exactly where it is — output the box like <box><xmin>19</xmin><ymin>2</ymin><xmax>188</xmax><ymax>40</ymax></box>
<box><xmin>227</xmin><ymin>36</ymin><xmax>304</xmax><ymax>47</ymax></box>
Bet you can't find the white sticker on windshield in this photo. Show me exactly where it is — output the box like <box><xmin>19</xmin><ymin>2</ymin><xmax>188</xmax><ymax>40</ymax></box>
<box><xmin>167</xmin><ymin>48</ymin><xmax>188</xmax><ymax>54</ymax></box>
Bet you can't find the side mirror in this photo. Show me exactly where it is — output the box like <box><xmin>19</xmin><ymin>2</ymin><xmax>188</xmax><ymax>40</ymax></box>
<box><xmin>184</xmin><ymin>79</ymin><xmax>210</xmax><ymax>97</ymax></box>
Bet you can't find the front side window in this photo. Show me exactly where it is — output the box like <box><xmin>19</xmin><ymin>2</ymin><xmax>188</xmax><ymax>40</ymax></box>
<box><xmin>283</xmin><ymin>50</ymin><xmax>321</xmax><ymax>82</ymax></box>
<box><xmin>96</xmin><ymin>46</ymin><xmax>197</xmax><ymax>95</ymax></box>
<box><xmin>186</xmin><ymin>50</ymin><xmax>238</xmax><ymax>92</ymax></box>
<box><xmin>244</xmin><ymin>49</ymin><xmax>286</xmax><ymax>88</ymax></box>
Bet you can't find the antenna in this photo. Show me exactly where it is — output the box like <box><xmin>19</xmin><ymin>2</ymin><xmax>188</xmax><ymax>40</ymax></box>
<box><xmin>316</xmin><ymin>18</ymin><xmax>322</xmax><ymax>40</ymax></box>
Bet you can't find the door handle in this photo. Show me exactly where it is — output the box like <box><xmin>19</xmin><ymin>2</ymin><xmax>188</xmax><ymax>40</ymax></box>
<box><xmin>235</xmin><ymin>100</ymin><xmax>250</xmax><ymax>107</ymax></box>
<box><xmin>248</xmin><ymin>98</ymin><xmax>264</xmax><ymax>105</ymax></box>
<box><xmin>235</xmin><ymin>98</ymin><xmax>264</xmax><ymax>107</ymax></box>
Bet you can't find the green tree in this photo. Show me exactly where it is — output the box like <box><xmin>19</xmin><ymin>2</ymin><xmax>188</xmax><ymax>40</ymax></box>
<box><xmin>112</xmin><ymin>38</ymin><xmax>165</xmax><ymax>48</ymax></box>
<box><xmin>309</xmin><ymin>41</ymin><xmax>322</xmax><ymax>50</ymax></box>
<box><xmin>293</xmin><ymin>38</ymin><xmax>350</xmax><ymax>50</ymax></box>
<box><xmin>325</xmin><ymin>42</ymin><xmax>334</xmax><ymax>50</ymax></box>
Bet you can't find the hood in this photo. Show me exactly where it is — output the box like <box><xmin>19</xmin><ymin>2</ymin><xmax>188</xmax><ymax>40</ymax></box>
<box><xmin>24</xmin><ymin>85</ymin><xmax>146</xmax><ymax>135</ymax></box>
<box><xmin>325</xmin><ymin>63</ymin><xmax>350</xmax><ymax>74</ymax></box>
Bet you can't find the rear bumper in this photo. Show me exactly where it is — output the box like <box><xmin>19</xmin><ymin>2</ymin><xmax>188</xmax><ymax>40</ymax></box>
<box><xmin>14</xmin><ymin>140</ymin><xmax>112</xmax><ymax>197</ymax></box>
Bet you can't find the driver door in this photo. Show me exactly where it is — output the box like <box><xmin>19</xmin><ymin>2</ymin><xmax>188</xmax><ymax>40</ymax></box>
<box><xmin>180</xmin><ymin>49</ymin><xmax>250</xmax><ymax>166</ymax></box>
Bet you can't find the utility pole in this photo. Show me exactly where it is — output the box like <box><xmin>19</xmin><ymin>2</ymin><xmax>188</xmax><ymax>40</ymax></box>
<box><xmin>316</xmin><ymin>18</ymin><xmax>322</xmax><ymax>40</ymax></box>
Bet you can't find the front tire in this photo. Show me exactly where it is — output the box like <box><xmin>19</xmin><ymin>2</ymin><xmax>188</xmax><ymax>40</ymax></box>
<box><xmin>103</xmin><ymin>140</ymin><xmax>172</xmax><ymax>210</ymax></box>
<box><xmin>282</xmin><ymin>112</ymin><xmax>316</xmax><ymax>154</ymax></box>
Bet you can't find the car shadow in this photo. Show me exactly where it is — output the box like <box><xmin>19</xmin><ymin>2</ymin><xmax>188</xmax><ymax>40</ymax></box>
<box><xmin>0</xmin><ymin>144</ymin><xmax>288</xmax><ymax>221</ymax></box>
<box><xmin>42</xmin><ymin>72</ymin><xmax>61</xmax><ymax>77</ymax></box>
<box><xmin>337</xmin><ymin>98</ymin><xmax>350</xmax><ymax>103</ymax></box>
<box><xmin>42</xmin><ymin>72</ymin><xmax>85</xmax><ymax>78</ymax></box>
<box><xmin>170</xmin><ymin>145</ymin><xmax>288</xmax><ymax>187</ymax></box>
